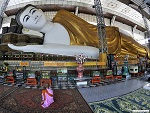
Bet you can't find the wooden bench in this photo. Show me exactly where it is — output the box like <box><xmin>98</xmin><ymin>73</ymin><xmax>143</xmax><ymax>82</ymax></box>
<box><xmin>130</xmin><ymin>73</ymin><xmax>139</xmax><ymax>77</ymax></box>
<box><xmin>5</xmin><ymin>76</ymin><xmax>15</xmax><ymax>83</ymax></box>
<box><xmin>40</xmin><ymin>78</ymin><xmax>52</xmax><ymax>86</ymax></box>
<box><xmin>26</xmin><ymin>78</ymin><xmax>37</xmax><ymax>85</ymax></box>
<box><xmin>91</xmin><ymin>76</ymin><xmax>101</xmax><ymax>84</ymax></box>
<box><xmin>114</xmin><ymin>75</ymin><xmax>122</xmax><ymax>80</ymax></box>
<box><xmin>105</xmin><ymin>75</ymin><xmax>114</xmax><ymax>81</ymax></box>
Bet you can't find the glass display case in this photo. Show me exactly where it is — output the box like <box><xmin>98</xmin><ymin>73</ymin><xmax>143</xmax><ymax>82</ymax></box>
<box><xmin>16</xmin><ymin>71</ymin><xmax>24</xmax><ymax>80</ymax></box>
<box><xmin>57</xmin><ymin>68</ymin><xmax>67</xmax><ymax>75</ymax></box>
<box><xmin>106</xmin><ymin>70</ymin><xmax>113</xmax><ymax>75</ymax></box>
<box><xmin>28</xmin><ymin>72</ymin><xmax>35</xmax><ymax>78</ymax></box>
<box><xmin>41</xmin><ymin>71</ymin><xmax>50</xmax><ymax>79</ymax></box>
<box><xmin>113</xmin><ymin>66</ymin><xmax>122</xmax><ymax>75</ymax></box>
<box><xmin>57</xmin><ymin>68</ymin><xmax>68</xmax><ymax>85</ymax></box>
<box><xmin>67</xmin><ymin>70</ymin><xmax>77</xmax><ymax>84</ymax></box>
<box><xmin>92</xmin><ymin>71</ymin><xmax>100</xmax><ymax>76</ymax></box>
<box><xmin>7</xmin><ymin>71</ymin><xmax>13</xmax><ymax>76</ymax></box>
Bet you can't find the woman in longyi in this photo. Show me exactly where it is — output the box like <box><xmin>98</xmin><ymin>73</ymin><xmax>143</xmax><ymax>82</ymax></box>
<box><xmin>41</xmin><ymin>83</ymin><xmax>54</xmax><ymax>108</ymax></box>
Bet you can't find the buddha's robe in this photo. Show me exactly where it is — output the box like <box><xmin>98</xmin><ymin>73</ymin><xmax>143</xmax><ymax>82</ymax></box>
<box><xmin>53</xmin><ymin>10</ymin><xmax>150</xmax><ymax>58</ymax></box>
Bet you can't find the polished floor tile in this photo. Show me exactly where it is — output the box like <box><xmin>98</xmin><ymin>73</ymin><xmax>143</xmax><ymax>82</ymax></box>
<box><xmin>78</xmin><ymin>78</ymin><xmax>148</xmax><ymax>103</ymax></box>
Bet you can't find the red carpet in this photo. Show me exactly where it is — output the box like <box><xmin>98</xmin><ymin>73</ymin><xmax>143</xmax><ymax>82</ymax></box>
<box><xmin>0</xmin><ymin>84</ymin><xmax>17</xmax><ymax>99</ymax></box>
<box><xmin>0</xmin><ymin>86</ymin><xmax>93</xmax><ymax>113</ymax></box>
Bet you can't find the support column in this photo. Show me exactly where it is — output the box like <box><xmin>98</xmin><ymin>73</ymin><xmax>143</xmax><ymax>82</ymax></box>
<box><xmin>0</xmin><ymin>17</ymin><xmax>3</xmax><ymax>31</ymax></box>
<box><xmin>132</xmin><ymin>25</ymin><xmax>137</xmax><ymax>38</ymax></box>
<box><xmin>138</xmin><ymin>1</ymin><xmax>150</xmax><ymax>39</ymax></box>
<box><xmin>0</xmin><ymin>0</ymin><xmax>10</xmax><ymax>30</ymax></box>
<box><xmin>94</xmin><ymin>0</ymin><xmax>108</xmax><ymax>54</ymax></box>
<box><xmin>111</xmin><ymin>15</ymin><xmax>116</xmax><ymax>26</ymax></box>
<box><xmin>143</xmin><ymin>16</ymin><xmax>150</xmax><ymax>39</ymax></box>
<box><xmin>75</xmin><ymin>6</ymin><xmax>79</xmax><ymax>16</ymax></box>
<box><xmin>99</xmin><ymin>53</ymin><xmax>107</xmax><ymax>67</ymax></box>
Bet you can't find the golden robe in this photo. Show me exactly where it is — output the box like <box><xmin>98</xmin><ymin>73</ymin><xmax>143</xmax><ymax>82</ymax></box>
<box><xmin>53</xmin><ymin>9</ymin><xmax>150</xmax><ymax>59</ymax></box>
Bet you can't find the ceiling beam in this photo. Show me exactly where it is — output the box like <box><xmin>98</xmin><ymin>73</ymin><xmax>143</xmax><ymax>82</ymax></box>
<box><xmin>118</xmin><ymin>0</ymin><xmax>150</xmax><ymax>19</ymax></box>
<box><xmin>4</xmin><ymin>4</ymin><xmax>146</xmax><ymax>32</ymax></box>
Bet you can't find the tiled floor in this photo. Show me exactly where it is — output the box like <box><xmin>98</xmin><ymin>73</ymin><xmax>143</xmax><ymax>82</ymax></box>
<box><xmin>78</xmin><ymin>78</ymin><xmax>148</xmax><ymax>103</ymax></box>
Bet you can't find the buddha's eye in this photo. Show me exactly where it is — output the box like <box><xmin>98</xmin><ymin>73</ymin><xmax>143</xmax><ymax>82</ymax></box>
<box><xmin>23</xmin><ymin>15</ymin><xmax>30</xmax><ymax>22</ymax></box>
<box><xmin>32</xmin><ymin>10</ymin><xmax>36</xmax><ymax>14</ymax></box>
<box><xmin>26</xmin><ymin>16</ymin><xmax>30</xmax><ymax>22</ymax></box>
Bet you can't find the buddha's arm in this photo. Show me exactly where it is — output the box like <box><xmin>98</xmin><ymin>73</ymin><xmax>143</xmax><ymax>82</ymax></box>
<box><xmin>8</xmin><ymin>44</ymin><xmax>99</xmax><ymax>59</ymax></box>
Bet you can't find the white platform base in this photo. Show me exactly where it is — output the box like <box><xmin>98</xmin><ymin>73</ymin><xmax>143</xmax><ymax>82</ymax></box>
<box><xmin>76</xmin><ymin>81</ymin><xmax>87</xmax><ymax>86</ymax></box>
<box><xmin>143</xmin><ymin>83</ymin><xmax>150</xmax><ymax>90</ymax></box>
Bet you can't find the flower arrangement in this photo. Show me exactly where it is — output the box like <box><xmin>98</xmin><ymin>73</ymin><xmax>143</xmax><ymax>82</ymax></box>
<box><xmin>75</xmin><ymin>54</ymin><xmax>86</xmax><ymax>64</ymax></box>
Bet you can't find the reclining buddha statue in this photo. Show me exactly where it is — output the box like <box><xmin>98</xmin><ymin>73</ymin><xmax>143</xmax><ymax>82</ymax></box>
<box><xmin>8</xmin><ymin>4</ymin><xmax>150</xmax><ymax>59</ymax></box>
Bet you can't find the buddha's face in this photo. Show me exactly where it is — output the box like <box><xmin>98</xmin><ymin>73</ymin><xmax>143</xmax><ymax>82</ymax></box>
<box><xmin>19</xmin><ymin>6</ymin><xmax>47</xmax><ymax>31</ymax></box>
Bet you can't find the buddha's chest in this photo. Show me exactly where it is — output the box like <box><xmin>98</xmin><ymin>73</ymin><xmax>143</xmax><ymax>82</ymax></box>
<box><xmin>43</xmin><ymin>23</ymin><xmax>70</xmax><ymax>45</ymax></box>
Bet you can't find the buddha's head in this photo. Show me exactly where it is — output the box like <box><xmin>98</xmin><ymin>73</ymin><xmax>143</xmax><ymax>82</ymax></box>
<box><xmin>16</xmin><ymin>4</ymin><xmax>47</xmax><ymax>31</ymax></box>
